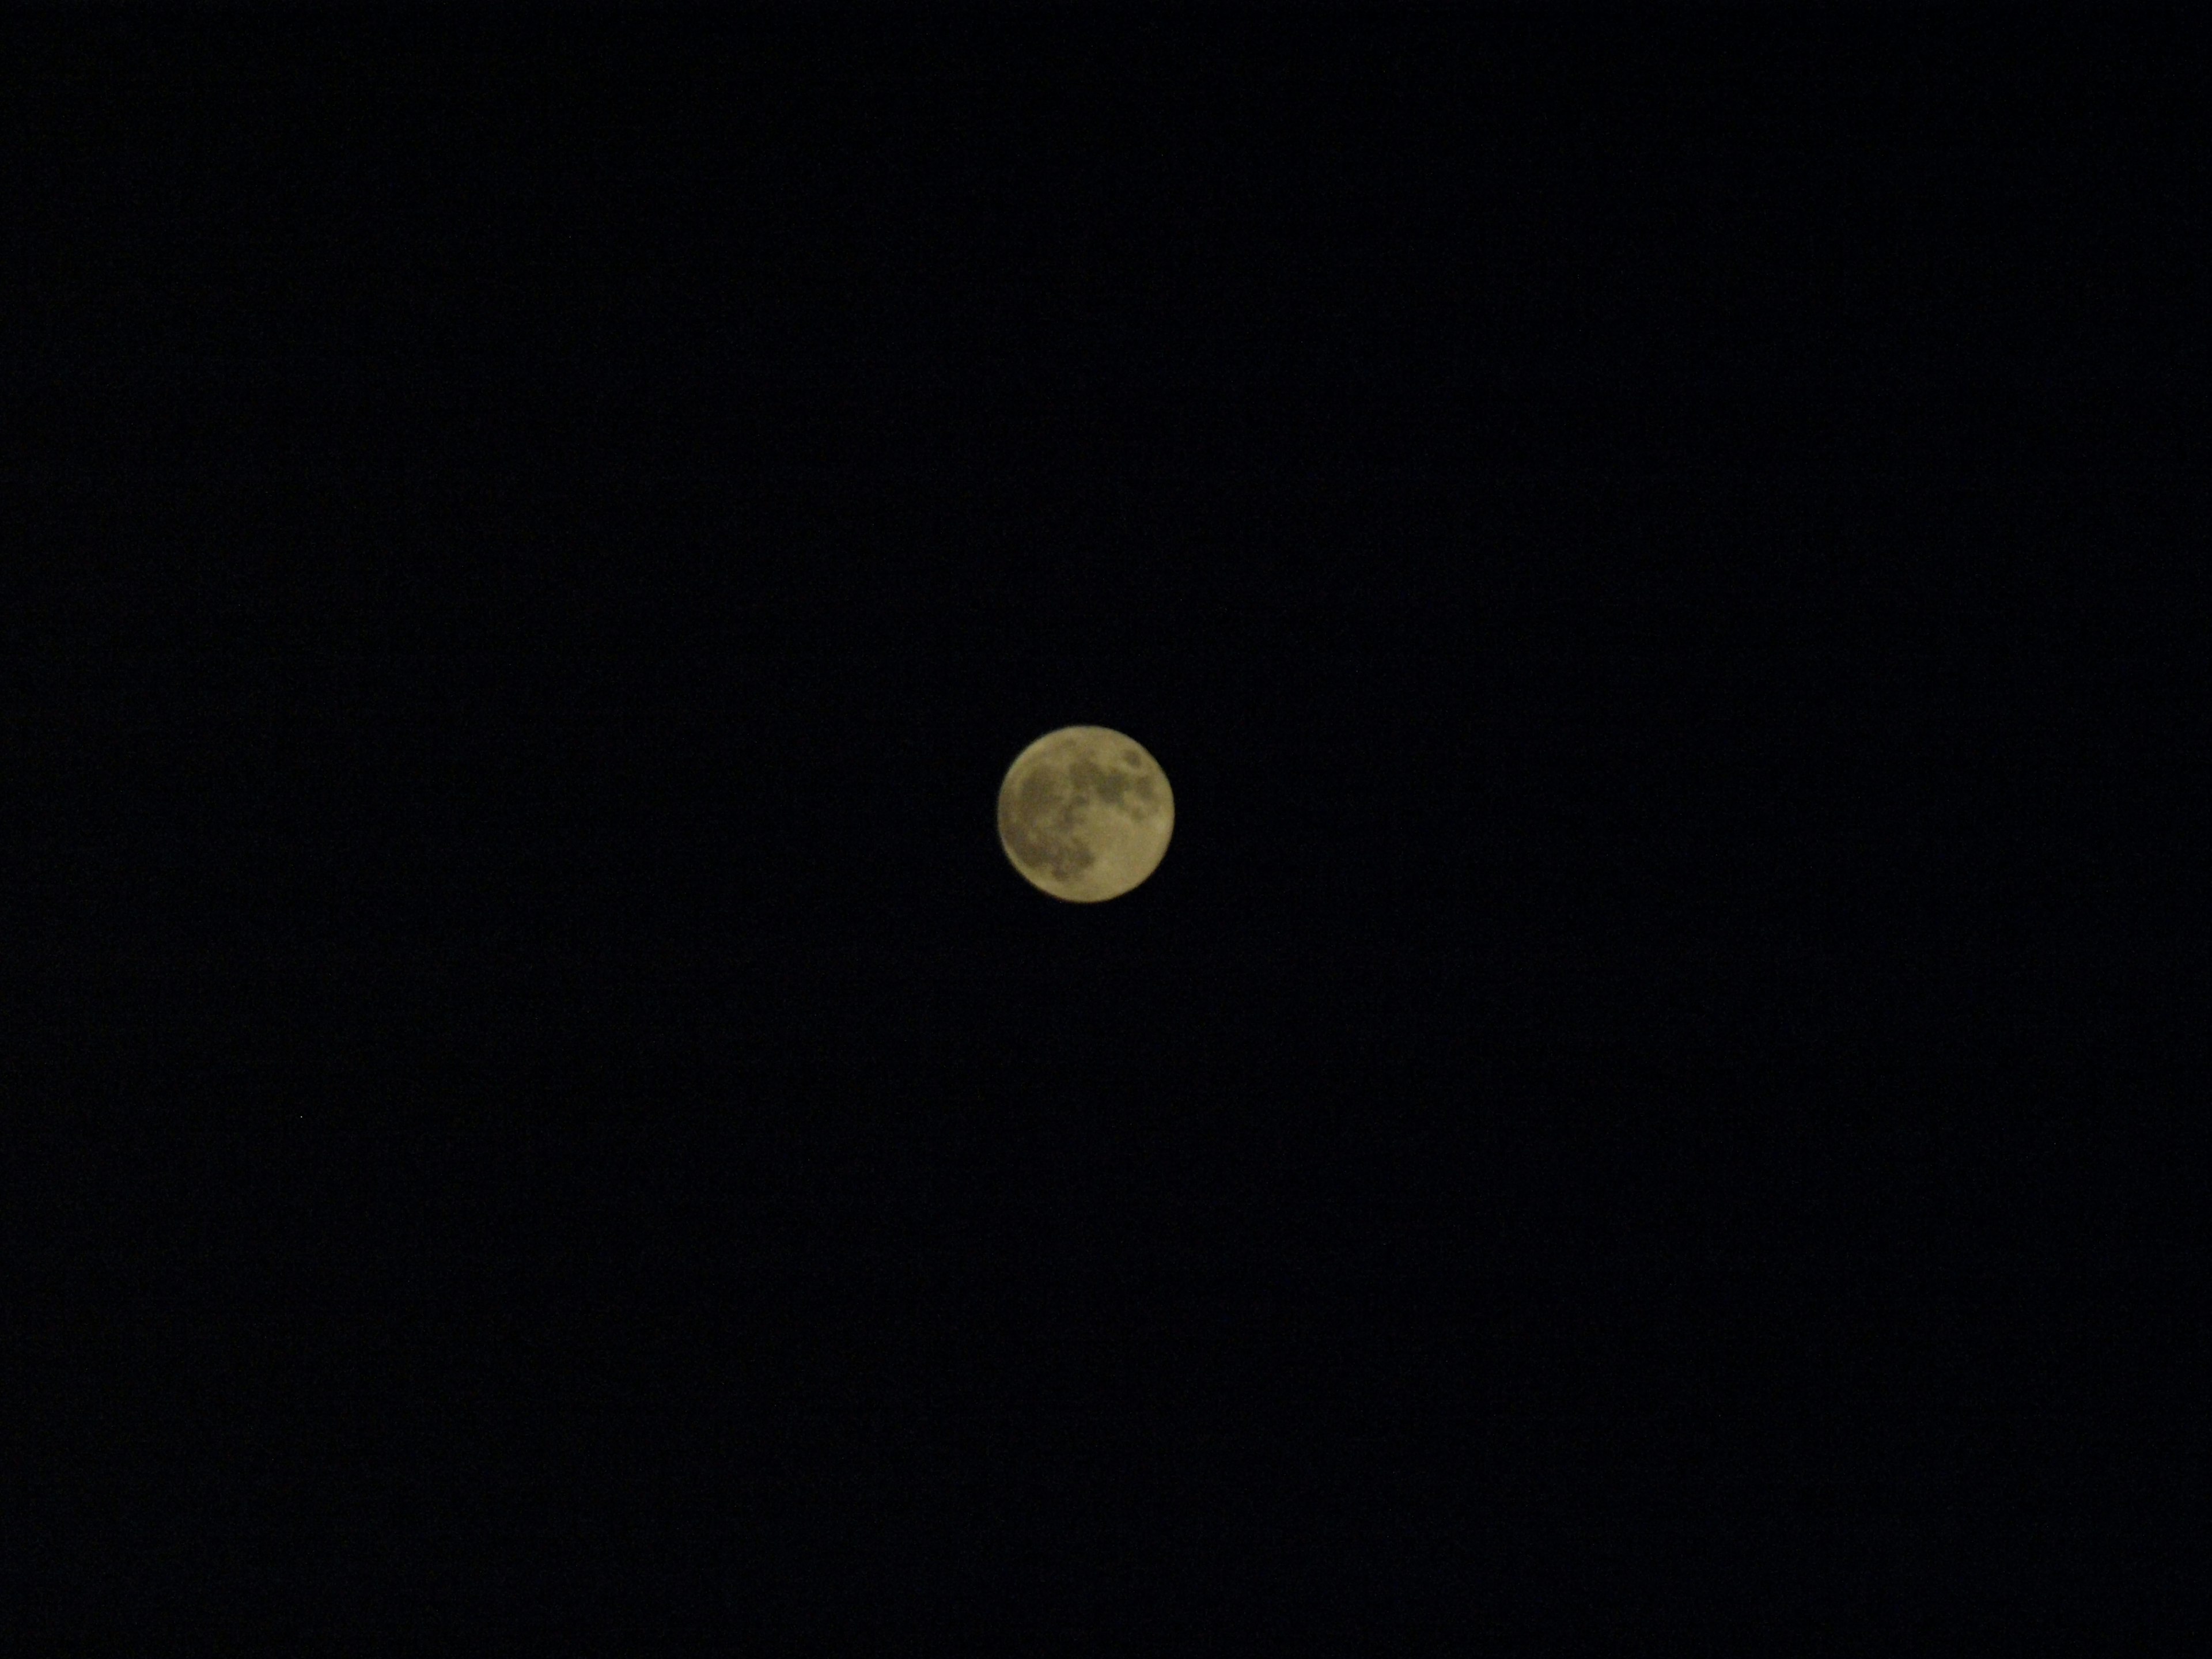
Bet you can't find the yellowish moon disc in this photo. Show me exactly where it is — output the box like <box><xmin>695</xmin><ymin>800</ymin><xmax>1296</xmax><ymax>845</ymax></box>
<box><xmin>997</xmin><ymin>725</ymin><xmax>1175</xmax><ymax>903</ymax></box>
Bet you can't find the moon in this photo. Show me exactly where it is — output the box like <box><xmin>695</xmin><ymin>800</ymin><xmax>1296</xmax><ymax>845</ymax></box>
<box><xmin>997</xmin><ymin>725</ymin><xmax>1175</xmax><ymax>903</ymax></box>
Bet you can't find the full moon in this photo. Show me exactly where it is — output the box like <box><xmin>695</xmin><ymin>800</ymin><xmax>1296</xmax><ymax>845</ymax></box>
<box><xmin>997</xmin><ymin>725</ymin><xmax>1175</xmax><ymax>903</ymax></box>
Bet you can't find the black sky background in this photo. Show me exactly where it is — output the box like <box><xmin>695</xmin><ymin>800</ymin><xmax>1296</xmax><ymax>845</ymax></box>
<box><xmin>4</xmin><ymin>11</ymin><xmax>2206</xmax><ymax>1647</ymax></box>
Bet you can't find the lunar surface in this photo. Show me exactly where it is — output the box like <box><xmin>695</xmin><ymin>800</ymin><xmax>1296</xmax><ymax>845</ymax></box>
<box><xmin>997</xmin><ymin>726</ymin><xmax>1174</xmax><ymax>903</ymax></box>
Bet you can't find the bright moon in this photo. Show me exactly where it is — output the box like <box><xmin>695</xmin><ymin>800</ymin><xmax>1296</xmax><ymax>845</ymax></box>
<box><xmin>997</xmin><ymin>725</ymin><xmax>1175</xmax><ymax>903</ymax></box>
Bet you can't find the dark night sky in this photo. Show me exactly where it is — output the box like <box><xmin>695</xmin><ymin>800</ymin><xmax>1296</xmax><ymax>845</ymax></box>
<box><xmin>4</xmin><ymin>11</ymin><xmax>2205</xmax><ymax>1646</ymax></box>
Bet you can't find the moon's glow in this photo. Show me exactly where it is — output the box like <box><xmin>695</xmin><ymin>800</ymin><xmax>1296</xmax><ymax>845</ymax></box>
<box><xmin>998</xmin><ymin>725</ymin><xmax>1174</xmax><ymax>903</ymax></box>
